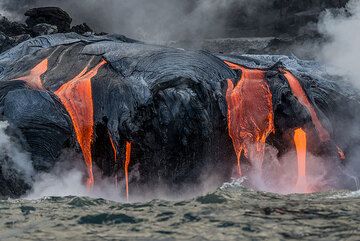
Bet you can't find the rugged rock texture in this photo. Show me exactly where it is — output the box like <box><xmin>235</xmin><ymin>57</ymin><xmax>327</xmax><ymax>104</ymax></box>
<box><xmin>71</xmin><ymin>23</ymin><xmax>93</xmax><ymax>35</ymax></box>
<box><xmin>0</xmin><ymin>7</ymin><xmax>97</xmax><ymax>53</ymax></box>
<box><xmin>25</xmin><ymin>7</ymin><xmax>72</xmax><ymax>33</ymax></box>
<box><xmin>0</xmin><ymin>34</ymin><xmax>359</xmax><ymax>198</ymax></box>
<box><xmin>31</xmin><ymin>23</ymin><xmax>58</xmax><ymax>36</ymax></box>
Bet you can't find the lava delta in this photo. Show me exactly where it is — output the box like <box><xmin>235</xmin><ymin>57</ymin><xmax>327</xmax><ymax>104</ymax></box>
<box><xmin>1</xmin><ymin>33</ymin><xmax>359</xmax><ymax>198</ymax></box>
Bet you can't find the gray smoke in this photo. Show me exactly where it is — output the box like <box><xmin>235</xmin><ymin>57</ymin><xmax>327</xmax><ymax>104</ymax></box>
<box><xmin>0</xmin><ymin>0</ymin><xmax>269</xmax><ymax>42</ymax></box>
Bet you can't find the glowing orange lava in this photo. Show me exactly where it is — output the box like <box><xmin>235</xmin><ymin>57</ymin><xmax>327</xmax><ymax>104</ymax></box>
<box><xmin>225</xmin><ymin>61</ymin><xmax>275</xmax><ymax>175</ymax></box>
<box><xmin>55</xmin><ymin>59</ymin><xmax>106</xmax><ymax>189</ymax></box>
<box><xmin>294</xmin><ymin>128</ymin><xmax>309</xmax><ymax>193</ymax></box>
<box><xmin>281</xmin><ymin>69</ymin><xmax>330</xmax><ymax>142</ymax></box>
<box><xmin>124</xmin><ymin>141</ymin><xmax>132</xmax><ymax>201</ymax></box>
<box><xmin>16</xmin><ymin>58</ymin><xmax>48</xmax><ymax>89</ymax></box>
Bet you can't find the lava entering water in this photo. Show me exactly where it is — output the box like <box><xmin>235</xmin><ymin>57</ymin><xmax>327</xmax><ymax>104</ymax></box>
<box><xmin>293</xmin><ymin>128</ymin><xmax>309</xmax><ymax>193</ymax></box>
<box><xmin>225</xmin><ymin>61</ymin><xmax>275</xmax><ymax>175</ymax></box>
<box><xmin>55</xmin><ymin>59</ymin><xmax>107</xmax><ymax>189</ymax></box>
<box><xmin>124</xmin><ymin>142</ymin><xmax>132</xmax><ymax>201</ymax></box>
<box><xmin>16</xmin><ymin>58</ymin><xmax>48</xmax><ymax>89</ymax></box>
<box><xmin>281</xmin><ymin>69</ymin><xmax>330</xmax><ymax>142</ymax></box>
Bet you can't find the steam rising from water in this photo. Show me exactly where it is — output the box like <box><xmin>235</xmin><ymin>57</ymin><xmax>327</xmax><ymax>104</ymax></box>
<box><xmin>0</xmin><ymin>121</ymin><xmax>34</xmax><ymax>183</ymax></box>
<box><xmin>26</xmin><ymin>167</ymin><xmax>124</xmax><ymax>201</ymax></box>
<box><xmin>25</xmin><ymin>163</ymin><xmax>223</xmax><ymax>202</ymax></box>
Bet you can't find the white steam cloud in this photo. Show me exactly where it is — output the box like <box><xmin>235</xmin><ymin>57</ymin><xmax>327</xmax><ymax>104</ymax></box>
<box><xmin>318</xmin><ymin>0</ymin><xmax>360</xmax><ymax>87</ymax></box>
<box><xmin>0</xmin><ymin>121</ymin><xmax>34</xmax><ymax>183</ymax></box>
<box><xmin>25</xmin><ymin>167</ymin><xmax>126</xmax><ymax>201</ymax></box>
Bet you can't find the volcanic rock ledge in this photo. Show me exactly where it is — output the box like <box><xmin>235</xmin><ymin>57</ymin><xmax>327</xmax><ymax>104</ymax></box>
<box><xmin>0</xmin><ymin>33</ymin><xmax>359</xmax><ymax>198</ymax></box>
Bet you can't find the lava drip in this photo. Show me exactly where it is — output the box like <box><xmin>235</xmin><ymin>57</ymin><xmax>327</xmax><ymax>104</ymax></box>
<box><xmin>293</xmin><ymin>128</ymin><xmax>309</xmax><ymax>193</ymax></box>
<box><xmin>54</xmin><ymin>59</ymin><xmax>107</xmax><ymax>189</ymax></box>
<box><xmin>108</xmin><ymin>132</ymin><xmax>117</xmax><ymax>162</ymax></box>
<box><xmin>337</xmin><ymin>146</ymin><xmax>345</xmax><ymax>161</ymax></box>
<box><xmin>281</xmin><ymin>69</ymin><xmax>330</xmax><ymax>142</ymax></box>
<box><xmin>225</xmin><ymin>61</ymin><xmax>275</xmax><ymax>175</ymax></box>
<box><xmin>16</xmin><ymin>58</ymin><xmax>48</xmax><ymax>89</ymax></box>
<box><xmin>124</xmin><ymin>141</ymin><xmax>132</xmax><ymax>201</ymax></box>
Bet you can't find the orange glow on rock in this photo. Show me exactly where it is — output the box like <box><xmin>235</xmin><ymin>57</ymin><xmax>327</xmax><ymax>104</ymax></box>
<box><xmin>124</xmin><ymin>141</ymin><xmax>132</xmax><ymax>201</ymax></box>
<box><xmin>108</xmin><ymin>132</ymin><xmax>117</xmax><ymax>162</ymax></box>
<box><xmin>55</xmin><ymin>59</ymin><xmax>106</xmax><ymax>189</ymax></box>
<box><xmin>225</xmin><ymin>61</ymin><xmax>275</xmax><ymax>175</ymax></box>
<box><xmin>16</xmin><ymin>58</ymin><xmax>48</xmax><ymax>89</ymax></box>
<box><xmin>282</xmin><ymin>69</ymin><xmax>330</xmax><ymax>142</ymax></box>
<box><xmin>294</xmin><ymin>128</ymin><xmax>309</xmax><ymax>193</ymax></box>
<box><xmin>337</xmin><ymin>146</ymin><xmax>346</xmax><ymax>161</ymax></box>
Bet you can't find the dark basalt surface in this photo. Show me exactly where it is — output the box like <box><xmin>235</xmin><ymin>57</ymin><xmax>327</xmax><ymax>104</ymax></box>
<box><xmin>0</xmin><ymin>33</ymin><xmax>360</xmax><ymax>198</ymax></box>
<box><xmin>25</xmin><ymin>7</ymin><xmax>72</xmax><ymax>33</ymax></box>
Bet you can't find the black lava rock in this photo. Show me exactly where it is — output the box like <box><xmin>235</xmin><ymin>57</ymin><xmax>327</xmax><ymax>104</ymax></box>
<box><xmin>0</xmin><ymin>16</ymin><xmax>29</xmax><ymax>37</ymax></box>
<box><xmin>32</xmin><ymin>23</ymin><xmax>58</xmax><ymax>36</ymax></box>
<box><xmin>25</xmin><ymin>7</ymin><xmax>72</xmax><ymax>33</ymax></box>
<box><xmin>71</xmin><ymin>23</ymin><xmax>93</xmax><ymax>35</ymax></box>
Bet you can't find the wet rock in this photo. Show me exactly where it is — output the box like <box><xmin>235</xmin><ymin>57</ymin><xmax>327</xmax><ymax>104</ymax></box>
<box><xmin>78</xmin><ymin>213</ymin><xmax>142</xmax><ymax>224</ymax></box>
<box><xmin>32</xmin><ymin>23</ymin><xmax>58</xmax><ymax>36</ymax></box>
<box><xmin>20</xmin><ymin>206</ymin><xmax>36</xmax><ymax>215</ymax></box>
<box><xmin>25</xmin><ymin>7</ymin><xmax>72</xmax><ymax>33</ymax></box>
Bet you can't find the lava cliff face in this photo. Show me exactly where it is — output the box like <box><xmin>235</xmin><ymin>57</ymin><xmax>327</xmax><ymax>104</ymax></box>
<box><xmin>0</xmin><ymin>34</ymin><xmax>359</xmax><ymax>198</ymax></box>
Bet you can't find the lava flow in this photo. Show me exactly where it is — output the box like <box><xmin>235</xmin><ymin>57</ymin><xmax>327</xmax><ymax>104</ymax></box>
<box><xmin>281</xmin><ymin>69</ymin><xmax>330</xmax><ymax>142</ymax></box>
<box><xmin>225</xmin><ymin>61</ymin><xmax>275</xmax><ymax>175</ymax></box>
<box><xmin>293</xmin><ymin>128</ymin><xmax>309</xmax><ymax>193</ymax></box>
<box><xmin>55</xmin><ymin>59</ymin><xmax>107</xmax><ymax>189</ymax></box>
<box><xmin>124</xmin><ymin>141</ymin><xmax>132</xmax><ymax>201</ymax></box>
<box><xmin>16</xmin><ymin>58</ymin><xmax>48</xmax><ymax>89</ymax></box>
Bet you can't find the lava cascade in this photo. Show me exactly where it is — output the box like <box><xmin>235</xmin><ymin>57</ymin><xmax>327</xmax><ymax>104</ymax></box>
<box><xmin>124</xmin><ymin>142</ymin><xmax>132</xmax><ymax>201</ymax></box>
<box><xmin>54</xmin><ymin>59</ymin><xmax>106</xmax><ymax>189</ymax></box>
<box><xmin>16</xmin><ymin>58</ymin><xmax>48</xmax><ymax>89</ymax></box>
<box><xmin>294</xmin><ymin>128</ymin><xmax>309</xmax><ymax>193</ymax></box>
<box><xmin>281</xmin><ymin>69</ymin><xmax>330</xmax><ymax>142</ymax></box>
<box><xmin>225</xmin><ymin>61</ymin><xmax>275</xmax><ymax>175</ymax></box>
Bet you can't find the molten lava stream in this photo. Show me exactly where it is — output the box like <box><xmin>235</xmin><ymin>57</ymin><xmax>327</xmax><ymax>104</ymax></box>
<box><xmin>124</xmin><ymin>142</ymin><xmax>132</xmax><ymax>201</ymax></box>
<box><xmin>294</xmin><ymin>128</ymin><xmax>309</xmax><ymax>193</ymax></box>
<box><xmin>282</xmin><ymin>69</ymin><xmax>330</xmax><ymax>142</ymax></box>
<box><xmin>282</xmin><ymin>69</ymin><xmax>347</xmax><ymax>161</ymax></box>
<box><xmin>225</xmin><ymin>61</ymin><xmax>275</xmax><ymax>176</ymax></box>
<box><xmin>55</xmin><ymin>59</ymin><xmax>107</xmax><ymax>189</ymax></box>
<box><xmin>16</xmin><ymin>58</ymin><xmax>48</xmax><ymax>89</ymax></box>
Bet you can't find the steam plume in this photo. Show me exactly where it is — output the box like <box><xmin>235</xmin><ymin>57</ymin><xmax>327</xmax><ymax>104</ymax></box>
<box><xmin>318</xmin><ymin>0</ymin><xmax>360</xmax><ymax>87</ymax></box>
